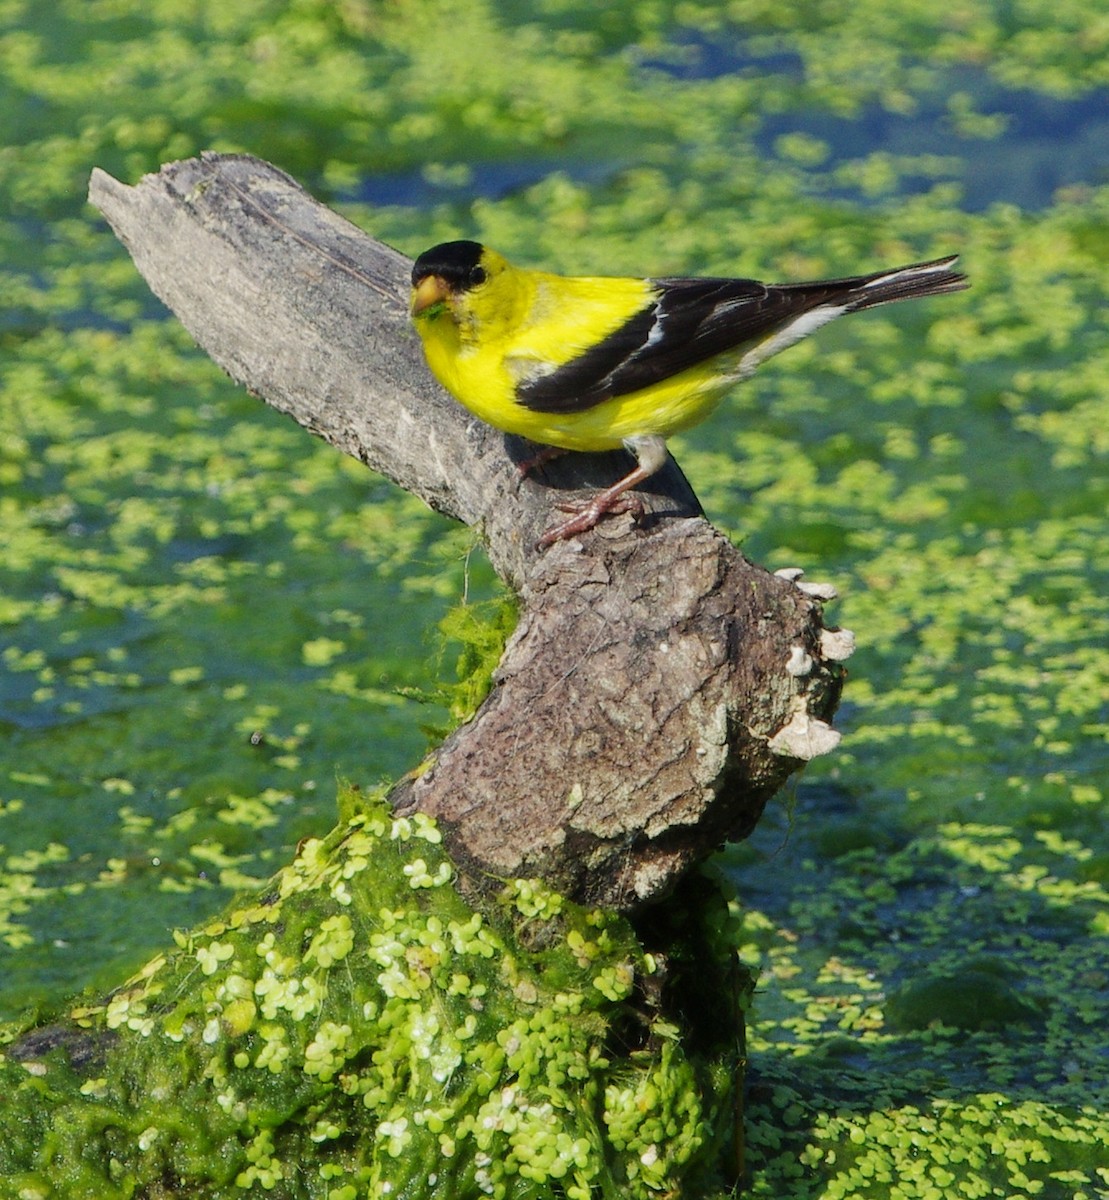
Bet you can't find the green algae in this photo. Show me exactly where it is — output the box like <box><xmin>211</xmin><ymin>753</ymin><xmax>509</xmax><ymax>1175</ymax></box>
<box><xmin>1</xmin><ymin>792</ymin><xmax>747</xmax><ymax>1199</ymax></box>
<box><xmin>884</xmin><ymin>961</ymin><xmax>1047</xmax><ymax>1033</ymax></box>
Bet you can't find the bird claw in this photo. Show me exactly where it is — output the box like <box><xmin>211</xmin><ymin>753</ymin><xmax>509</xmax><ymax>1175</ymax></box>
<box><xmin>515</xmin><ymin>445</ymin><xmax>568</xmax><ymax>482</ymax></box>
<box><xmin>538</xmin><ymin>495</ymin><xmax>645</xmax><ymax>548</ymax></box>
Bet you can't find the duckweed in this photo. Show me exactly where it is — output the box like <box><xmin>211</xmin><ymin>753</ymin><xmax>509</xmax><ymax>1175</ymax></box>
<box><xmin>0</xmin><ymin>790</ymin><xmax>746</xmax><ymax>1198</ymax></box>
<box><xmin>733</xmin><ymin>821</ymin><xmax>1109</xmax><ymax>1198</ymax></box>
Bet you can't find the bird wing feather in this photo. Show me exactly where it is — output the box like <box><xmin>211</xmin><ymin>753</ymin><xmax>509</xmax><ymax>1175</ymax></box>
<box><xmin>514</xmin><ymin>257</ymin><xmax>966</xmax><ymax>415</ymax></box>
<box><xmin>515</xmin><ymin>277</ymin><xmax>827</xmax><ymax>413</ymax></box>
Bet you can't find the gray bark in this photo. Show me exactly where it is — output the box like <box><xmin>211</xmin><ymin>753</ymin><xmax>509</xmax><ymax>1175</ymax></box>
<box><xmin>89</xmin><ymin>152</ymin><xmax>850</xmax><ymax>910</ymax></box>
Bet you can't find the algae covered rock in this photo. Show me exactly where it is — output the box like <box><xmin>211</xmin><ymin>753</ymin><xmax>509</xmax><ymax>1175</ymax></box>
<box><xmin>1</xmin><ymin>790</ymin><xmax>747</xmax><ymax>1198</ymax></box>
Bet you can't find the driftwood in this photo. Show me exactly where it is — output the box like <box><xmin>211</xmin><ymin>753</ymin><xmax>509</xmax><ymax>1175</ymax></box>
<box><xmin>88</xmin><ymin>152</ymin><xmax>851</xmax><ymax>912</ymax></box>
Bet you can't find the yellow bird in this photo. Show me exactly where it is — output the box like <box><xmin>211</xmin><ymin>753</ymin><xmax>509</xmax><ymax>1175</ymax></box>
<box><xmin>410</xmin><ymin>240</ymin><xmax>967</xmax><ymax>546</ymax></box>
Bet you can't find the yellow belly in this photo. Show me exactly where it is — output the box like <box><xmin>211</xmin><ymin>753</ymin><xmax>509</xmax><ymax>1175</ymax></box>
<box><xmin>428</xmin><ymin>336</ymin><xmax>736</xmax><ymax>451</ymax></box>
<box><xmin>495</xmin><ymin>367</ymin><xmax>733</xmax><ymax>451</ymax></box>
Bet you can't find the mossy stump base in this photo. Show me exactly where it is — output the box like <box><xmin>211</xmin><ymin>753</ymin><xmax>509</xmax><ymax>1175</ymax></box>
<box><xmin>1</xmin><ymin>791</ymin><xmax>750</xmax><ymax>1199</ymax></box>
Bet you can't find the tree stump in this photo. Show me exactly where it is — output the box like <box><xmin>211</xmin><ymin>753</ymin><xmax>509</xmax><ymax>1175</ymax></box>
<box><xmin>87</xmin><ymin>152</ymin><xmax>850</xmax><ymax>911</ymax></box>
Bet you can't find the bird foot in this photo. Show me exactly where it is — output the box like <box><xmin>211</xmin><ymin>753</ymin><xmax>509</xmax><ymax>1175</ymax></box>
<box><xmin>515</xmin><ymin>445</ymin><xmax>568</xmax><ymax>482</ymax></box>
<box><xmin>537</xmin><ymin>494</ymin><xmax>645</xmax><ymax>548</ymax></box>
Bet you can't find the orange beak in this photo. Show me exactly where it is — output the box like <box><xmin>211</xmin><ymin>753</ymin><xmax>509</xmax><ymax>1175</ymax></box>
<box><xmin>411</xmin><ymin>273</ymin><xmax>451</xmax><ymax>316</ymax></box>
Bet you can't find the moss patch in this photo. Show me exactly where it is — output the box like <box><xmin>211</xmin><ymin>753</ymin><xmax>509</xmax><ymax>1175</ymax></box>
<box><xmin>0</xmin><ymin>791</ymin><xmax>747</xmax><ymax>1199</ymax></box>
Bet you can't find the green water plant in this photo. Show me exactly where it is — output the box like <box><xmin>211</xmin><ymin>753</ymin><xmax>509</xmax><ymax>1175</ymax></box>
<box><xmin>1</xmin><ymin>790</ymin><xmax>749</xmax><ymax>1199</ymax></box>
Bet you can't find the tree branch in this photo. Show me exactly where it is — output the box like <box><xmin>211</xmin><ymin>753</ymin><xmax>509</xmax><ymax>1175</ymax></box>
<box><xmin>88</xmin><ymin>152</ymin><xmax>850</xmax><ymax>910</ymax></box>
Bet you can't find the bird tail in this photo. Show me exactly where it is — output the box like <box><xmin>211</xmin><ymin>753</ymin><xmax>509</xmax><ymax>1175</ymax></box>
<box><xmin>843</xmin><ymin>255</ymin><xmax>968</xmax><ymax>311</ymax></box>
<box><xmin>771</xmin><ymin>255</ymin><xmax>968</xmax><ymax>314</ymax></box>
<box><xmin>728</xmin><ymin>255</ymin><xmax>967</xmax><ymax>379</ymax></box>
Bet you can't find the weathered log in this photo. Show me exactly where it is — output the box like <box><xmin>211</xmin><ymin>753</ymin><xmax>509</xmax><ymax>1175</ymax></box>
<box><xmin>88</xmin><ymin>152</ymin><xmax>849</xmax><ymax>910</ymax></box>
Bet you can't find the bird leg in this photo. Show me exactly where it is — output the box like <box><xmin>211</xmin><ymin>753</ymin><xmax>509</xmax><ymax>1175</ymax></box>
<box><xmin>537</xmin><ymin>435</ymin><xmax>670</xmax><ymax>548</ymax></box>
<box><xmin>515</xmin><ymin>444</ymin><xmax>569</xmax><ymax>481</ymax></box>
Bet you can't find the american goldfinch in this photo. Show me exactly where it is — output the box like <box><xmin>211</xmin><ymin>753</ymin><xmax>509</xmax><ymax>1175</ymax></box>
<box><xmin>410</xmin><ymin>240</ymin><xmax>967</xmax><ymax>546</ymax></box>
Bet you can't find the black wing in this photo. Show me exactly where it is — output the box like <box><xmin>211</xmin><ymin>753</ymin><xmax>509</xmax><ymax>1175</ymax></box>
<box><xmin>516</xmin><ymin>257</ymin><xmax>967</xmax><ymax>415</ymax></box>
<box><xmin>516</xmin><ymin>276</ymin><xmax>800</xmax><ymax>414</ymax></box>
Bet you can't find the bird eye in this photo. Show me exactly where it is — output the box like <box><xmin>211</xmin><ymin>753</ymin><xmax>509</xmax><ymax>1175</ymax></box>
<box><xmin>470</xmin><ymin>266</ymin><xmax>487</xmax><ymax>286</ymax></box>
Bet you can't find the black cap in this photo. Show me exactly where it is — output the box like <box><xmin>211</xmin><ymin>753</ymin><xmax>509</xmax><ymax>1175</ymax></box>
<box><xmin>411</xmin><ymin>240</ymin><xmax>487</xmax><ymax>291</ymax></box>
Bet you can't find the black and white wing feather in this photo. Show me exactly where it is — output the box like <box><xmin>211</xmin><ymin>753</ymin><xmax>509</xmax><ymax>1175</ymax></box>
<box><xmin>517</xmin><ymin>256</ymin><xmax>966</xmax><ymax>415</ymax></box>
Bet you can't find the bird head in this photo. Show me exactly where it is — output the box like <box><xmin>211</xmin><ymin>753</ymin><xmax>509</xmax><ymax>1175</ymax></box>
<box><xmin>410</xmin><ymin>240</ymin><xmax>495</xmax><ymax>319</ymax></box>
